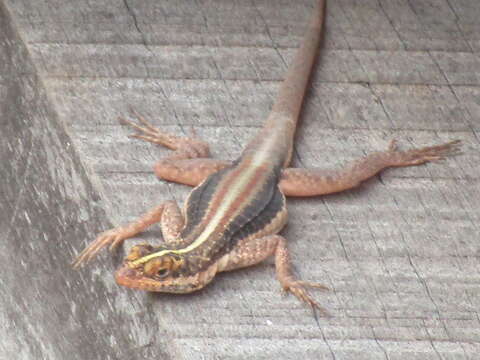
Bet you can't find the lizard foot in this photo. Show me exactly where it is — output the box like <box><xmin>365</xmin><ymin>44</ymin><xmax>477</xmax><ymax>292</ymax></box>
<box><xmin>282</xmin><ymin>279</ymin><xmax>329</xmax><ymax>312</ymax></box>
<box><xmin>72</xmin><ymin>227</ymin><xmax>129</xmax><ymax>268</ymax></box>
<box><xmin>388</xmin><ymin>139</ymin><xmax>461</xmax><ymax>167</ymax></box>
<box><xmin>119</xmin><ymin>109</ymin><xmax>210</xmax><ymax>158</ymax></box>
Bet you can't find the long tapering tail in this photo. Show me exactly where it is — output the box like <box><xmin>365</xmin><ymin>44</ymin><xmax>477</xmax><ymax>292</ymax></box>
<box><xmin>243</xmin><ymin>0</ymin><xmax>326</xmax><ymax>168</ymax></box>
<box><xmin>270</xmin><ymin>0</ymin><xmax>325</xmax><ymax>120</ymax></box>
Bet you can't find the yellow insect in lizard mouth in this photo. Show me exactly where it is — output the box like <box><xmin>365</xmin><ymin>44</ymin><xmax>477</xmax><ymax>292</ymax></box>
<box><xmin>124</xmin><ymin>243</ymin><xmax>154</xmax><ymax>262</ymax></box>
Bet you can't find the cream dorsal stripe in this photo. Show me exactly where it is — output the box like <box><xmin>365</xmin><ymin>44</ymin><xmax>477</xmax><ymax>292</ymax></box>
<box><xmin>131</xmin><ymin>151</ymin><xmax>278</xmax><ymax>267</ymax></box>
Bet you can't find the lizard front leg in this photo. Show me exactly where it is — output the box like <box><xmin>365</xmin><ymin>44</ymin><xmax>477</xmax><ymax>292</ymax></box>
<box><xmin>280</xmin><ymin>140</ymin><xmax>461</xmax><ymax>197</ymax></box>
<box><xmin>218</xmin><ymin>234</ymin><xmax>328</xmax><ymax>311</ymax></box>
<box><xmin>73</xmin><ymin>201</ymin><xmax>183</xmax><ymax>267</ymax></box>
<box><xmin>121</xmin><ymin>110</ymin><xmax>231</xmax><ymax>186</ymax></box>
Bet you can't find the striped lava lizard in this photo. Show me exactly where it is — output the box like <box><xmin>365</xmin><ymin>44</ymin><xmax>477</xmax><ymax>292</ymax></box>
<box><xmin>73</xmin><ymin>0</ymin><xmax>460</xmax><ymax>311</ymax></box>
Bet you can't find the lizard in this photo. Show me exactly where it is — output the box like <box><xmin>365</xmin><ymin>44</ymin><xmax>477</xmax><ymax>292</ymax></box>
<box><xmin>73</xmin><ymin>0</ymin><xmax>460</xmax><ymax>310</ymax></box>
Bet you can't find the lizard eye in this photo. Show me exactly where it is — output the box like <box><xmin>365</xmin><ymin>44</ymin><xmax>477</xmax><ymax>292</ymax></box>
<box><xmin>157</xmin><ymin>268</ymin><xmax>169</xmax><ymax>278</ymax></box>
<box><xmin>143</xmin><ymin>254</ymin><xmax>183</xmax><ymax>277</ymax></box>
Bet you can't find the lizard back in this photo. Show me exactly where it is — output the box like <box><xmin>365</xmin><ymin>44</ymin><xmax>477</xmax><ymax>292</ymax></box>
<box><xmin>162</xmin><ymin>0</ymin><xmax>326</xmax><ymax>275</ymax></box>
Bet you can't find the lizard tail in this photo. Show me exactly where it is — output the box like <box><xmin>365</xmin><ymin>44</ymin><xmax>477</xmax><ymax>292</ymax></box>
<box><xmin>242</xmin><ymin>0</ymin><xmax>326</xmax><ymax>168</ymax></box>
<box><xmin>270</xmin><ymin>0</ymin><xmax>325</xmax><ymax>121</ymax></box>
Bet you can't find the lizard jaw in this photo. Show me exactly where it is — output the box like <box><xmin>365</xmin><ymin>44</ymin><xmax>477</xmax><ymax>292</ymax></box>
<box><xmin>114</xmin><ymin>262</ymin><xmax>218</xmax><ymax>294</ymax></box>
<box><xmin>114</xmin><ymin>266</ymin><xmax>163</xmax><ymax>292</ymax></box>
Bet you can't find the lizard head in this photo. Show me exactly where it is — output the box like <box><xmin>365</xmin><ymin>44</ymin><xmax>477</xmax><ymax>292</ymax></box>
<box><xmin>114</xmin><ymin>243</ymin><xmax>213</xmax><ymax>293</ymax></box>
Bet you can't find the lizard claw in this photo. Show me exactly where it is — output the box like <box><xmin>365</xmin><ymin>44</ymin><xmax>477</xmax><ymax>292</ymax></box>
<box><xmin>119</xmin><ymin>111</ymin><xmax>178</xmax><ymax>149</ymax></box>
<box><xmin>390</xmin><ymin>139</ymin><xmax>461</xmax><ymax>167</ymax></box>
<box><xmin>72</xmin><ymin>228</ymin><xmax>128</xmax><ymax>268</ymax></box>
<box><xmin>119</xmin><ymin>109</ymin><xmax>210</xmax><ymax>158</ymax></box>
<box><xmin>119</xmin><ymin>122</ymin><xmax>173</xmax><ymax>147</ymax></box>
<box><xmin>294</xmin><ymin>280</ymin><xmax>329</xmax><ymax>291</ymax></box>
<box><xmin>282</xmin><ymin>280</ymin><xmax>329</xmax><ymax>314</ymax></box>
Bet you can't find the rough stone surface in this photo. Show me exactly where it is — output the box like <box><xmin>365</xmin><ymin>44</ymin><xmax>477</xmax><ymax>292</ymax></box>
<box><xmin>1</xmin><ymin>0</ymin><xmax>479</xmax><ymax>359</ymax></box>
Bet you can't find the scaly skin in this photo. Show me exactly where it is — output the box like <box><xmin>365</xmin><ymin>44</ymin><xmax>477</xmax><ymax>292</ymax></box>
<box><xmin>73</xmin><ymin>0</ymin><xmax>461</xmax><ymax>312</ymax></box>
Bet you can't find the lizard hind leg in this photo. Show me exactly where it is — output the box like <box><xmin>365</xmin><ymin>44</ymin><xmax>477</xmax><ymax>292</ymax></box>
<box><xmin>119</xmin><ymin>108</ymin><xmax>210</xmax><ymax>159</ymax></box>
<box><xmin>119</xmin><ymin>110</ymin><xmax>231</xmax><ymax>186</ymax></box>
<box><xmin>218</xmin><ymin>234</ymin><xmax>329</xmax><ymax>312</ymax></box>
<box><xmin>279</xmin><ymin>139</ymin><xmax>461</xmax><ymax>197</ymax></box>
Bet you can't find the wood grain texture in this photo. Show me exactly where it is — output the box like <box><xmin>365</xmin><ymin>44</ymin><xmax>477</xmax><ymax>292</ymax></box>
<box><xmin>1</xmin><ymin>0</ymin><xmax>479</xmax><ymax>359</ymax></box>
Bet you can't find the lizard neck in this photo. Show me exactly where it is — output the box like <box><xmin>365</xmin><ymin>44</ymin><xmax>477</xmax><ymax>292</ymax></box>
<box><xmin>244</xmin><ymin>0</ymin><xmax>325</xmax><ymax>167</ymax></box>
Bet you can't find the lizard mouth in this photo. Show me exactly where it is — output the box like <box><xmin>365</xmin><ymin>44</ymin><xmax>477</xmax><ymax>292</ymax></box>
<box><xmin>115</xmin><ymin>265</ymin><xmax>163</xmax><ymax>292</ymax></box>
<box><xmin>115</xmin><ymin>260</ymin><xmax>219</xmax><ymax>294</ymax></box>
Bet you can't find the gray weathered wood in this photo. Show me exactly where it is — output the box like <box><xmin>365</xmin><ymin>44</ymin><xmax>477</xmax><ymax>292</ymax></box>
<box><xmin>1</xmin><ymin>0</ymin><xmax>479</xmax><ymax>359</ymax></box>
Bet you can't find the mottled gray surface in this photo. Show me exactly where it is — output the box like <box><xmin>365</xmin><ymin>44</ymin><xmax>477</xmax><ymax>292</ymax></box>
<box><xmin>1</xmin><ymin>0</ymin><xmax>479</xmax><ymax>359</ymax></box>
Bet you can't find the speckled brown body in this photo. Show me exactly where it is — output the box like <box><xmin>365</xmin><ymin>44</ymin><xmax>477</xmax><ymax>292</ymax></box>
<box><xmin>108</xmin><ymin>0</ymin><xmax>328</xmax><ymax>301</ymax></box>
<box><xmin>74</xmin><ymin>0</ymin><xmax>460</xmax><ymax>310</ymax></box>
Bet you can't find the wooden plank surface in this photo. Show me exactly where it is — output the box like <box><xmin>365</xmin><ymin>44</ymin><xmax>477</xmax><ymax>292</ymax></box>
<box><xmin>1</xmin><ymin>0</ymin><xmax>479</xmax><ymax>359</ymax></box>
